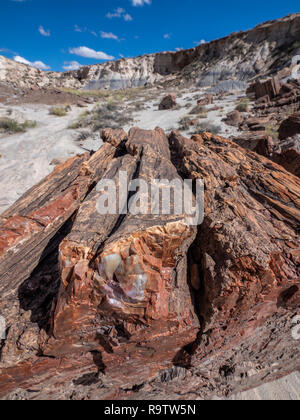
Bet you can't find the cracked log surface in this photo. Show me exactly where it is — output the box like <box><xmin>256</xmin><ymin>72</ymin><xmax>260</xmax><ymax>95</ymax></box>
<box><xmin>0</xmin><ymin>127</ymin><xmax>299</xmax><ymax>400</ymax></box>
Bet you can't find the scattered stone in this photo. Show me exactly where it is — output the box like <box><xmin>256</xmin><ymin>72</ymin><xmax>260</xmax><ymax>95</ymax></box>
<box><xmin>197</xmin><ymin>94</ymin><xmax>213</xmax><ymax>106</ymax></box>
<box><xmin>278</xmin><ymin>112</ymin><xmax>300</xmax><ymax>140</ymax></box>
<box><xmin>158</xmin><ymin>94</ymin><xmax>177</xmax><ymax>110</ymax></box>
<box><xmin>223</xmin><ymin>110</ymin><xmax>243</xmax><ymax>127</ymax></box>
<box><xmin>272</xmin><ymin>134</ymin><xmax>300</xmax><ymax>177</ymax></box>
<box><xmin>247</xmin><ymin>76</ymin><xmax>281</xmax><ymax>100</ymax></box>
<box><xmin>232</xmin><ymin>132</ymin><xmax>274</xmax><ymax>157</ymax></box>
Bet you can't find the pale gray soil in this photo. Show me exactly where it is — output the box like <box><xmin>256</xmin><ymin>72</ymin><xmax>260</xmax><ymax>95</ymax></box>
<box><xmin>124</xmin><ymin>90</ymin><xmax>241</xmax><ymax>137</ymax></box>
<box><xmin>227</xmin><ymin>372</ymin><xmax>300</xmax><ymax>400</ymax></box>
<box><xmin>0</xmin><ymin>103</ymin><xmax>99</xmax><ymax>213</ymax></box>
<box><xmin>0</xmin><ymin>88</ymin><xmax>242</xmax><ymax>213</ymax></box>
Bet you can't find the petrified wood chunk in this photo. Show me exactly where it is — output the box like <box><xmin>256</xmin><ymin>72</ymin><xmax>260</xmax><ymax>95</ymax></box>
<box><xmin>0</xmin><ymin>143</ymin><xmax>117</xmax><ymax>298</ymax></box>
<box><xmin>247</xmin><ymin>76</ymin><xmax>281</xmax><ymax>100</ymax></box>
<box><xmin>169</xmin><ymin>131</ymin><xmax>300</xmax><ymax>383</ymax></box>
<box><xmin>232</xmin><ymin>132</ymin><xmax>274</xmax><ymax>157</ymax></box>
<box><xmin>272</xmin><ymin>134</ymin><xmax>300</xmax><ymax>178</ymax></box>
<box><xmin>158</xmin><ymin>94</ymin><xmax>177</xmax><ymax>110</ymax></box>
<box><xmin>44</xmin><ymin>128</ymin><xmax>199</xmax><ymax>382</ymax></box>
<box><xmin>278</xmin><ymin>112</ymin><xmax>300</xmax><ymax>140</ymax></box>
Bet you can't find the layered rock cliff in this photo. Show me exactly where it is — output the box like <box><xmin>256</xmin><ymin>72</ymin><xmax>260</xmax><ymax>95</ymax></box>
<box><xmin>1</xmin><ymin>13</ymin><xmax>300</xmax><ymax>91</ymax></box>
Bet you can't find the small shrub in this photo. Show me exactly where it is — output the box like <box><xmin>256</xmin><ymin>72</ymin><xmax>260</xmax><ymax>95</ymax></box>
<box><xmin>49</xmin><ymin>107</ymin><xmax>67</xmax><ymax>117</ymax></box>
<box><xmin>23</xmin><ymin>120</ymin><xmax>37</xmax><ymax>129</ymax></box>
<box><xmin>198</xmin><ymin>111</ymin><xmax>208</xmax><ymax>119</ymax></box>
<box><xmin>265</xmin><ymin>124</ymin><xmax>279</xmax><ymax>141</ymax></box>
<box><xmin>0</xmin><ymin>118</ymin><xmax>24</xmax><ymax>133</ymax></box>
<box><xmin>191</xmin><ymin>122</ymin><xmax>222</xmax><ymax>135</ymax></box>
<box><xmin>189</xmin><ymin>105</ymin><xmax>206</xmax><ymax>115</ymax></box>
<box><xmin>70</xmin><ymin>102</ymin><xmax>134</xmax><ymax>132</ymax></box>
<box><xmin>0</xmin><ymin>118</ymin><xmax>36</xmax><ymax>134</ymax></box>
<box><xmin>68</xmin><ymin>111</ymin><xmax>89</xmax><ymax>129</ymax></box>
<box><xmin>235</xmin><ymin>99</ymin><xmax>250</xmax><ymax>112</ymax></box>
<box><xmin>178</xmin><ymin>116</ymin><xmax>191</xmax><ymax>131</ymax></box>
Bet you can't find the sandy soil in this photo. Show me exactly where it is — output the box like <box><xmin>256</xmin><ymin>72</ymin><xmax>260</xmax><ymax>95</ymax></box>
<box><xmin>0</xmin><ymin>102</ymin><xmax>100</xmax><ymax>213</ymax></box>
<box><xmin>0</xmin><ymin>87</ymin><xmax>243</xmax><ymax>213</ymax></box>
<box><xmin>124</xmin><ymin>90</ymin><xmax>241</xmax><ymax>138</ymax></box>
<box><xmin>227</xmin><ymin>372</ymin><xmax>300</xmax><ymax>400</ymax></box>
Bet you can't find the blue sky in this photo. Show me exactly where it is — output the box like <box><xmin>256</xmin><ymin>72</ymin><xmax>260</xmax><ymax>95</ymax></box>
<box><xmin>1</xmin><ymin>0</ymin><xmax>299</xmax><ymax>72</ymax></box>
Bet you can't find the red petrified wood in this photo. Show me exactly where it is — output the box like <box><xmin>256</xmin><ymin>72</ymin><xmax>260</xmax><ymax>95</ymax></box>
<box><xmin>0</xmin><ymin>128</ymin><xmax>299</xmax><ymax>400</ymax></box>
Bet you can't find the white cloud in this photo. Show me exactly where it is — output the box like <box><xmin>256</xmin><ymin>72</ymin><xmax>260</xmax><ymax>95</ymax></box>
<box><xmin>14</xmin><ymin>55</ymin><xmax>50</xmax><ymax>70</ymax></box>
<box><xmin>106</xmin><ymin>7</ymin><xmax>124</xmax><ymax>18</ymax></box>
<box><xmin>106</xmin><ymin>7</ymin><xmax>132</xmax><ymax>21</ymax></box>
<box><xmin>131</xmin><ymin>0</ymin><xmax>151</xmax><ymax>6</ymax></box>
<box><xmin>63</xmin><ymin>61</ymin><xmax>82</xmax><ymax>71</ymax></box>
<box><xmin>194</xmin><ymin>40</ymin><xmax>206</xmax><ymax>46</ymax></box>
<box><xmin>74</xmin><ymin>24</ymin><xmax>84</xmax><ymax>33</ymax></box>
<box><xmin>38</xmin><ymin>26</ymin><xmax>50</xmax><ymax>37</ymax></box>
<box><xmin>74</xmin><ymin>25</ymin><xmax>98</xmax><ymax>37</ymax></box>
<box><xmin>100</xmin><ymin>31</ymin><xmax>119</xmax><ymax>41</ymax></box>
<box><xmin>123</xmin><ymin>13</ymin><xmax>133</xmax><ymax>21</ymax></box>
<box><xmin>69</xmin><ymin>46</ymin><xmax>114</xmax><ymax>60</ymax></box>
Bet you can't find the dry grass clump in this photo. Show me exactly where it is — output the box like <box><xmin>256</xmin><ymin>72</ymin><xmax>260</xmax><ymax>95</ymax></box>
<box><xmin>49</xmin><ymin>107</ymin><xmax>68</xmax><ymax>117</ymax></box>
<box><xmin>178</xmin><ymin>116</ymin><xmax>191</xmax><ymax>131</ymax></box>
<box><xmin>235</xmin><ymin>98</ymin><xmax>250</xmax><ymax>112</ymax></box>
<box><xmin>68</xmin><ymin>102</ymin><xmax>134</xmax><ymax>132</ymax></box>
<box><xmin>189</xmin><ymin>105</ymin><xmax>207</xmax><ymax>117</ymax></box>
<box><xmin>265</xmin><ymin>123</ymin><xmax>279</xmax><ymax>141</ymax></box>
<box><xmin>62</xmin><ymin>86</ymin><xmax>157</xmax><ymax>104</ymax></box>
<box><xmin>191</xmin><ymin>121</ymin><xmax>222</xmax><ymax>135</ymax></box>
<box><xmin>0</xmin><ymin>118</ymin><xmax>36</xmax><ymax>134</ymax></box>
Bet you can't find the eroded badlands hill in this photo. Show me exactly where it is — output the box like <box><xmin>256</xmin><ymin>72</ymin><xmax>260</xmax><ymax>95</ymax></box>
<box><xmin>1</xmin><ymin>13</ymin><xmax>300</xmax><ymax>91</ymax></box>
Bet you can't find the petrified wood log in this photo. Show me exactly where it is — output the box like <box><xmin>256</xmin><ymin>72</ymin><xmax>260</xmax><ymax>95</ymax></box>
<box><xmin>0</xmin><ymin>127</ymin><xmax>299</xmax><ymax>400</ymax></box>
<box><xmin>168</xmin><ymin>131</ymin><xmax>299</xmax><ymax>393</ymax></box>
<box><xmin>0</xmin><ymin>143</ymin><xmax>118</xmax><ymax>297</ymax></box>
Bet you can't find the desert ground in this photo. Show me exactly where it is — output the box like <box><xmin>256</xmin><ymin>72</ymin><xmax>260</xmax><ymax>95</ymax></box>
<box><xmin>0</xmin><ymin>87</ymin><xmax>240</xmax><ymax>213</ymax></box>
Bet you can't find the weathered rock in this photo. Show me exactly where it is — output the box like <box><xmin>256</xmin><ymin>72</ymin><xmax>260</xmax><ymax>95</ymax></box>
<box><xmin>244</xmin><ymin>116</ymin><xmax>271</xmax><ymax>128</ymax></box>
<box><xmin>169</xmin><ymin>130</ymin><xmax>300</xmax><ymax>388</ymax></box>
<box><xmin>278</xmin><ymin>112</ymin><xmax>300</xmax><ymax>140</ymax></box>
<box><xmin>232</xmin><ymin>132</ymin><xmax>275</xmax><ymax>157</ymax></box>
<box><xmin>101</xmin><ymin>128</ymin><xmax>127</xmax><ymax>149</ymax></box>
<box><xmin>0</xmin><ymin>127</ymin><xmax>299</xmax><ymax>400</ymax></box>
<box><xmin>0</xmin><ymin>144</ymin><xmax>117</xmax><ymax>299</ymax></box>
<box><xmin>272</xmin><ymin>134</ymin><xmax>300</xmax><ymax>177</ymax></box>
<box><xmin>247</xmin><ymin>76</ymin><xmax>281</xmax><ymax>100</ymax></box>
<box><xmin>158</xmin><ymin>94</ymin><xmax>177</xmax><ymax>110</ymax></box>
<box><xmin>197</xmin><ymin>94</ymin><xmax>213</xmax><ymax>106</ymax></box>
<box><xmin>0</xmin><ymin>127</ymin><xmax>199</xmax><ymax>398</ymax></box>
<box><xmin>253</xmin><ymin>79</ymin><xmax>300</xmax><ymax>113</ymax></box>
<box><xmin>223</xmin><ymin>110</ymin><xmax>243</xmax><ymax>127</ymax></box>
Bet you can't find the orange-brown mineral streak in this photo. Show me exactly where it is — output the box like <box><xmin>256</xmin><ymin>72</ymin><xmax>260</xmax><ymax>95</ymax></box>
<box><xmin>97</xmin><ymin>221</ymin><xmax>193</xmax><ymax>321</ymax></box>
